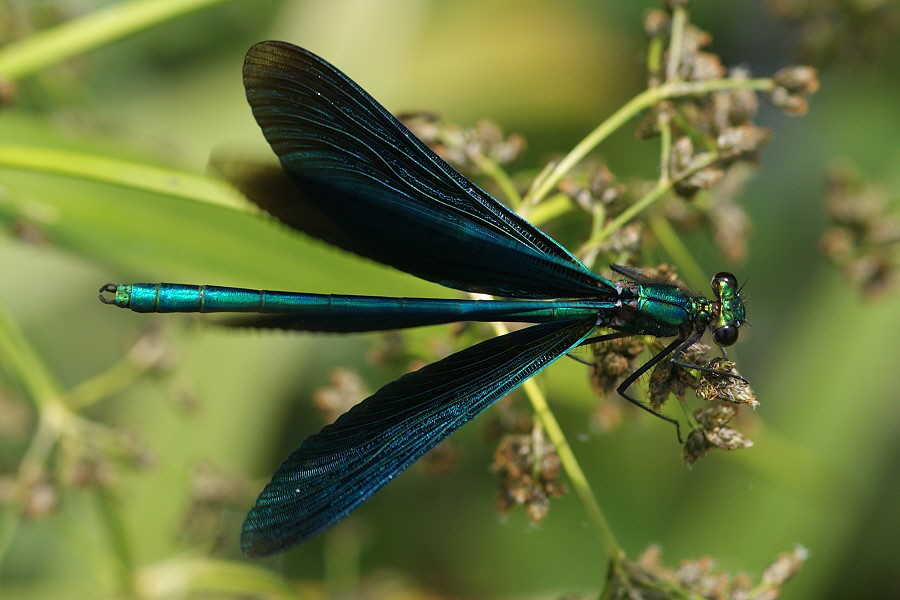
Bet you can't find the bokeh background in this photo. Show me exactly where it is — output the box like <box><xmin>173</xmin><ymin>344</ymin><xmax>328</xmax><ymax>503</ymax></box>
<box><xmin>1</xmin><ymin>1</ymin><xmax>898</xmax><ymax>598</ymax></box>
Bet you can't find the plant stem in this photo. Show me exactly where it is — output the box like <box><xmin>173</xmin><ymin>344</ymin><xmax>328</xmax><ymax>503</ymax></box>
<box><xmin>67</xmin><ymin>355</ymin><xmax>151</xmax><ymax>410</ymax></box>
<box><xmin>470</xmin><ymin>152</ymin><xmax>523</xmax><ymax>208</ymax></box>
<box><xmin>665</xmin><ymin>5</ymin><xmax>688</xmax><ymax>83</ymax></box>
<box><xmin>525</xmin><ymin>77</ymin><xmax>772</xmax><ymax>206</ymax></box>
<box><xmin>487</xmin><ymin>322</ymin><xmax>623</xmax><ymax>559</ymax></box>
<box><xmin>649</xmin><ymin>214</ymin><xmax>707</xmax><ymax>291</ymax></box>
<box><xmin>0</xmin><ymin>0</ymin><xmax>232</xmax><ymax>80</ymax></box>
<box><xmin>522</xmin><ymin>377</ymin><xmax>623</xmax><ymax>558</ymax></box>
<box><xmin>94</xmin><ymin>489</ymin><xmax>136</xmax><ymax>595</ymax></box>
<box><xmin>0</xmin><ymin>300</ymin><xmax>63</xmax><ymax>409</ymax></box>
<box><xmin>0</xmin><ymin>145</ymin><xmax>246</xmax><ymax>210</ymax></box>
<box><xmin>593</xmin><ymin>151</ymin><xmax>719</xmax><ymax>246</ymax></box>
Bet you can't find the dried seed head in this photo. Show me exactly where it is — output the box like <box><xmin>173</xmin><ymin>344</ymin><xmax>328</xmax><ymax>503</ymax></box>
<box><xmin>716</xmin><ymin>125</ymin><xmax>771</xmax><ymax>162</ymax></box>
<box><xmin>612</xmin><ymin>544</ymin><xmax>806</xmax><ymax>599</ymax></box>
<box><xmin>312</xmin><ymin>368</ymin><xmax>369</xmax><ymax>424</ymax></box>
<box><xmin>711</xmin><ymin>68</ymin><xmax>759</xmax><ymax>129</ymax></box>
<box><xmin>644</xmin><ymin>9</ymin><xmax>670</xmax><ymax>37</ymax></box>
<box><xmin>648</xmin><ymin>342</ymin><xmax>711</xmax><ymax>410</ymax></box>
<box><xmin>770</xmin><ymin>66</ymin><xmax>819</xmax><ymax>116</ymax></box>
<box><xmin>762</xmin><ymin>545</ymin><xmax>809</xmax><ymax>586</ymax></box>
<box><xmin>684</xmin><ymin>399</ymin><xmax>754</xmax><ymax>464</ymax></box>
<box><xmin>820</xmin><ymin>163</ymin><xmax>900</xmax><ymax>297</ymax></box>
<box><xmin>491</xmin><ymin>430</ymin><xmax>566</xmax><ymax>523</ymax></box>
<box><xmin>697</xmin><ymin>358</ymin><xmax>757</xmax><ymax>407</ymax></box>
<box><xmin>400</xmin><ymin>114</ymin><xmax>525</xmax><ymax>171</ymax></box>
<box><xmin>773</xmin><ymin>65</ymin><xmax>820</xmax><ymax>96</ymax></box>
<box><xmin>590</xmin><ymin>337</ymin><xmax>647</xmax><ymax>396</ymax></box>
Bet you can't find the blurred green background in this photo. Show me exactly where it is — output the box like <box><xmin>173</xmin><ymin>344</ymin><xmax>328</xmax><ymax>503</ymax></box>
<box><xmin>1</xmin><ymin>0</ymin><xmax>899</xmax><ymax>598</ymax></box>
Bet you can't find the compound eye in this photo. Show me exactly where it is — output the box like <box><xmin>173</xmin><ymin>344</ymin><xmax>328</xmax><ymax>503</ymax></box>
<box><xmin>713</xmin><ymin>271</ymin><xmax>738</xmax><ymax>291</ymax></box>
<box><xmin>714</xmin><ymin>324</ymin><xmax>739</xmax><ymax>347</ymax></box>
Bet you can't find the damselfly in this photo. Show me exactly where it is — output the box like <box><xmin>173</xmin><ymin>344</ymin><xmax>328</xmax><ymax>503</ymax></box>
<box><xmin>100</xmin><ymin>41</ymin><xmax>747</xmax><ymax>557</ymax></box>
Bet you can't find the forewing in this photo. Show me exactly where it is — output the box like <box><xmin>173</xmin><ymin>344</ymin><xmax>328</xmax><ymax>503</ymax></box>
<box><xmin>241</xmin><ymin>41</ymin><xmax>610</xmax><ymax>298</ymax></box>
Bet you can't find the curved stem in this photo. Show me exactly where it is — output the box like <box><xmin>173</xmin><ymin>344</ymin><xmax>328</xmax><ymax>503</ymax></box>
<box><xmin>593</xmin><ymin>151</ymin><xmax>719</xmax><ymax>246</ymax></box>
<box><xmin>0</xmin><ymin>0</ymin><xmax>231</xmax><ymax>80</ymax></box>
<box><xmin>525</xmin><ymin>77</ymin><xmax>772</xmax><ymax>206</ymax></box>
<box><xmin>470</xmin><ymin>152</ymin><xmax>523</xmax><ymax>208</ymax></box>
<box><xmin>665</xmin><ymin>6</ymin><xmax>688</xmax><ymax>83</ymax></box>
<box><xmin>0</xmin><ymin>145</ymin><xmax>245</xmax><ymax>211</ymax></box>
<box><xmin>523</xmin><ymin>377</ymin><xmax>622</xmax><ymax>557</ymax></box>
<box><xmin>649</xmin><ymin>214</ymin><xmax>707</xmax><ymax>291</ymax></box>
<box><xmin>487</xmin><ymin>322</ymin><xmax>623</xmax><ymax>558</ymax></box>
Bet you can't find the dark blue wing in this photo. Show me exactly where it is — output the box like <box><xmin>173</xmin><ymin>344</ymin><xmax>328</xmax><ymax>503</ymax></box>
<box><xmin>240</xmin><ymin>317</ymin><xmax>596</xmax><ymax>556</ymax></box>
<box><xmin>241</xmin><ymin>41</ymin><xmax>610</xmax><ymax>299</ymax></box>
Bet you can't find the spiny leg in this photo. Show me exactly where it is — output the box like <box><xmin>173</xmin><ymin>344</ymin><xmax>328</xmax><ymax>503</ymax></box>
<box><xmin>669</xmin><ymin>333</ymin><xmax>750</xmax><ymax>386</ymax></box>
<box><xmin>612</xmin><ymin>336</ymin><xmax>686</xmax><ymax>442</ymax></box>
<box><xmin>578</xmin><ymin>332</ymin><xmax>685</xmax><ymax>442</ymax></box>
<box><xmin>565</xmin><ymin>331</ymin><xmax>633</xmax><ymax>367</ymax></box>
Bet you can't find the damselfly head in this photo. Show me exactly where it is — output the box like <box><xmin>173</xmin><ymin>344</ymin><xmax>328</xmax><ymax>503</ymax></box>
<box><xmin>710</xmin><ymin>271</ymin><xmax>745</xmax><ymax>347</ymax></box>
<box><xmin>712</xmin><ymin>272</ymin><xmax>738</xmax><ymax>293</ymax></box>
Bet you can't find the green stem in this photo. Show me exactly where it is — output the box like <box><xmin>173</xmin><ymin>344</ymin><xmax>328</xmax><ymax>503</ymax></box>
<box><xmin>520</xmin><ymin>377</ymin><xmax>622</xmax><ymax>558</ymax></box>
<box><xmin>0</xmin><ymin>299</ymin><xmax>64</xmax><ymax>408</ymax></box>
<box><xmin>0</xmin><ymin>412</ymin><xmax>60</xmax><ymax>565</ymax></box>
<box><xmin>593</xmin><ymin>151</ymin><xmax>719</xmax><ymax>246</ymax></box>
<box><xmin>658</xmin><ymin>107</ymin><xmax>674</xmax><ymax>183</ymax></box>
<box><xmin>521</xmin><ymin>161</ymin><xmax>557</xmax><ymax>214</ymax></box>
<box><xmin>646</xmin><ymin>36</ymin><xmax>664</xmax><ymax>84</ymax></box>
<box><xmin>94</xmin><ymin>489</ymin><xmax>136</xmax><ymax>595</ymax></box>
<box><xmin>486</xmin><ymin>322</ymin><xmax>622</xmax><ymax>559</ymax></box>
<box><xmin>470</xmin><ymin>152</ymin><xmax>523</xmax><ymax>208</ymax></box>
<box><xmin>0</xmin><ymin>145</ymin><xmax>246</xmax><ymax>210</ymax></box>
<box><xmin>525</xmin><ymin>77</ymin><xmax>772</xmax><ymax>206</ymax></box>
<box><xmin>0</xmin><ymin>302</ymin><xmax>70</xmax><ymax>565</ymax></box>
<box><xmin>67</xmin><ymin>356</ymin><xmax>148</xmax><ymax>410</ymax></box>
<box><xmin>0</xmin><ymin>0</ymin><xmax>233</xmax><ymax>80</ymax></box>
<box><xmin>648</xmin><ymin>214</ymin><xmax>707</xmax><ymax>291</ymax></box>
<box><xmin>524</xmin><ymin>193</ymin><xmax>573</xmax><ymax>227</ymax></box>
<box><xmin>129</xmin><ymin>558</ymin><xmax>297</xmax><ymax>597</ymax></box>
<box><xmin>665</xmin><ymin>6</ymin><xmax>688</xmax><ymax>83</ymax></box>
<box><xmin>526</xmin><ymin>88</ymin><xmax>655</xmax><ymax>206</ymax></box>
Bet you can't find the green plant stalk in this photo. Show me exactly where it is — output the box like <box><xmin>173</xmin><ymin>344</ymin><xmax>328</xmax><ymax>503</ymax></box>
<box><xmin>0</xmin><ymin>411</ymin><xmax>55</xmax><ymax>562</ymax></box>
<box><xmin>66</xmin><ymin>356</ymin><xmax>146</xmax><ymax>410</ymax></box>
<box><xmin>0</xmin><ymin>300</ymin><xmax>64</xmax><ymax>408</ymax></box>
<box><xmin>646</xmin><ymin>35</ymin><xmax>664</xmax><ymax>82</ymax></box>
<box><xmin>0</xmin><ymin>302</ymin><xmax>67</xmax><ymax>564</ymax></box>
<box><xmin>665</xmin><ymin>5</ymin><xmax>689</xmax><ymax>83</ymax></box>
<box><xmin>583</xmin><ymin>201</ymin><xmax>609</xmax><ymax>270</ymax></box>
<box><xmin>135</xmin><ymin>558</ymin><xmax>298</xmax><ymax>598</ymax></box>
<box><xmin>0</xmin><ymin>0</ymin><xmax>232</xmax><ymax>80</ymax></box>
<box><xmin>650</xmin><ymin>65</ymin><xmax>710</xmax><ymax>289</ymax></box>
<box><xmin>524</xmin><ymin>193</ymin><xmax>572</xmax><ymax>227</ymax></box>
<box><xmin>521</xmin><ymin>376</ymin><xmax>623</xmax><ymax>560</ymax></box>
<box><xmin>649</xmin><ymin>214</ymin><xmax>707</xmax><ymax>291</ymax></box>
<box><xmin>0</xmin><ymin>145</ymin><xmax>247</xmax><ymax>211</ymax></box>
<box><xmin>658</xmin><ymin>107</ymin><xmax>674</xmax><ymax>182</ymax></box>
<box><xmin>520</xmin><ymin>161</ymin><xmax>557</xmax><ymax>215</ymax></box>
<box><xmin>525</xmin><ymin>77</ymin><xmax>773</xmax><ymax>206</ymax></box>
<box><xmin>0</xmin><ymin>302</ymin><xmax>146</xmax><ymax>574</ymax></box>
<box><xmin>470</xmin><ymin>152</ymin><xmax>523</xmax><ymax>208</ymax></box>
<box><xmin>592</xmin><ymin>151</ymin><xmax>720</xmax><ymax>246</ymax></box>
<box><xmin>93</xmin><ymin>489</ymin><xmax>136</xmax><ymax>595</ymax></box>
<box><xmin>486</xmin><ymin>321</ymin><xmax>623</xmax><ymax>560</ymax></box>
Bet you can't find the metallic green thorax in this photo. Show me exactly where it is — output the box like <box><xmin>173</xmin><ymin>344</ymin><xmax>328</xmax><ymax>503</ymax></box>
<box><xmin>609</xmin><ymin>272</ymin><xmax>745</xmax><ymax>348</ymax></box>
